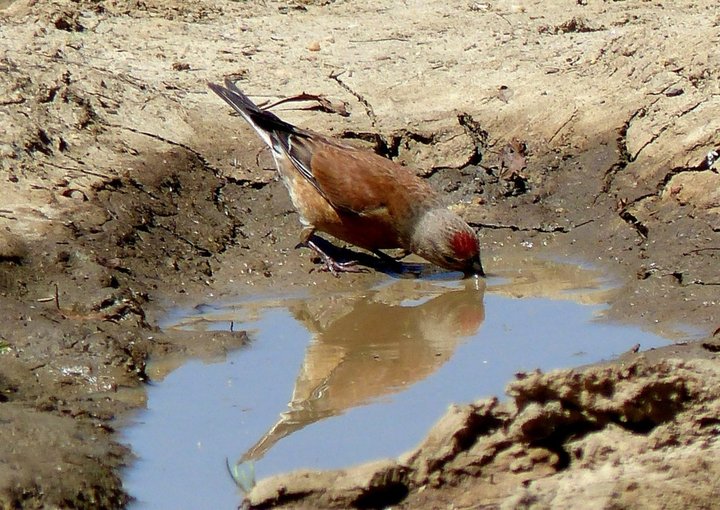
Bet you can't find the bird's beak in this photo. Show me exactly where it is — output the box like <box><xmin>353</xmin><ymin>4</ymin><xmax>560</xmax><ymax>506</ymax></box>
<box><xmin>465</xmin><ymin>258</ymin><xmax>485</xmax><ymax>278</ymax></box>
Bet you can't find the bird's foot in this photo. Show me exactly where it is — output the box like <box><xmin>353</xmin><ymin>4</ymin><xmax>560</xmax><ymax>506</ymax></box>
<box><xmin>306</xmin><ymin>239</ymin><xmax>369</xmax><ymax>277</ymax></box>
<box><xmin>316</xmin><ymin>257</ymin><xmax>369</xmax><ymax>277</ymax></box>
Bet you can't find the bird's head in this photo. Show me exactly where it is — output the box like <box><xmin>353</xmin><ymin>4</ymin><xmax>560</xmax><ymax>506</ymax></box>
<box><xmin>411</xmin><ymin>208</ymin><xmax>484</xmax><ymax>276</ymax></box>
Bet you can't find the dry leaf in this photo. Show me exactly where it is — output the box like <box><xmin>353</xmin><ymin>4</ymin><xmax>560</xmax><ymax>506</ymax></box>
<box><xmin>499</xmin><ymin>138</ymin><xmax>528</xmax><ymax>179</ymax></box>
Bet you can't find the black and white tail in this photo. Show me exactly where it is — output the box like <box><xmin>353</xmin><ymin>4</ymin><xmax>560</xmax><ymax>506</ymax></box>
<box><xmin>207</xmin><ymin>80</ymin><xmax>296</xmax><ymax>152</ymax></box>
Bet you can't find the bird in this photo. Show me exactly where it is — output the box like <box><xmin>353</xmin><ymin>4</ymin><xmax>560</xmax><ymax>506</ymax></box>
<box><xmin>208</xmin><ymin>79</ymin><xmax>484</xmax><ymax>277</ymax></box>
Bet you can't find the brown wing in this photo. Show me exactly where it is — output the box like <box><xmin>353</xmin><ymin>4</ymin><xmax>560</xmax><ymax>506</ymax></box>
<box><xmin>285</xmin><ymin>135</ymin><xmax>440</xmax><ymax>221</ymax></box>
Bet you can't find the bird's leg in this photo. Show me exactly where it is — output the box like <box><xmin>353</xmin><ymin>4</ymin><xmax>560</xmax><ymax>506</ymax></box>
<box><xmin>372</xmin><ymin>249</ymin><xmax>410</xmax><ymax>263</ymax></box>
<box><xmin>297</xmin><ymin>227</ymin><xmax>368</xmax><ymax>277</ymax></box>
<box><xmin>372</xmin><ymin>248</ymin><xmax>424</xmax><ymax>276</ymax></box>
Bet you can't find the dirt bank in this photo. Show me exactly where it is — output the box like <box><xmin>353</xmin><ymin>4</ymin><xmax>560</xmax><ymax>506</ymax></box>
<box><xmin>246</xmin><ymin>359</ymin><xmax>720</xmax><ymax>509</ymax></box>
<box><xmin>0</xmin><ymin>0</ymin><xmax>718</xmax><ymax>508</ymax></box>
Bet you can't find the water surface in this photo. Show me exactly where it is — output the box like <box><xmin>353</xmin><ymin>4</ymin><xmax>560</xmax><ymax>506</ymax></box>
<box><xmin>123</xmin><ymin>256</ymin><xmax>686</xmax><ymax>509</ymax></box>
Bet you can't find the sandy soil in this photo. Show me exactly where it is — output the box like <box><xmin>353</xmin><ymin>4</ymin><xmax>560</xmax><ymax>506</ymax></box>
<box><xmin>0</xmin><ymin>0</ymin><xmax>718</xmax><ymax>508</ymax></box>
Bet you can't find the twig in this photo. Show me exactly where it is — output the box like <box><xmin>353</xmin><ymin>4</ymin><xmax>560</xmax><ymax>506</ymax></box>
<box><xmin>329</xmin><ymin>70</ymin><xmax>376</xmax><ymax>125</ymax></box>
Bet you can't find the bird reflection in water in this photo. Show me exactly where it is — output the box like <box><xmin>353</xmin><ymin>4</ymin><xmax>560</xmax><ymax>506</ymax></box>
<box><xmin>227</xmin><ymin>278</ymin><xmax>485</xmax><ymax>484</ymax></box>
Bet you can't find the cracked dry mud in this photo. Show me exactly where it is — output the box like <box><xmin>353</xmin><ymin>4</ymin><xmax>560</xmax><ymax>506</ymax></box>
<box><xmin>0</xmin><ymin>0</ymin><xmax>718</xmax><ymax>508</ymax></box>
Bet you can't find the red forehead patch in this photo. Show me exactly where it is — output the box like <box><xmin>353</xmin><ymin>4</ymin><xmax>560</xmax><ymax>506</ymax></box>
<box><xmin>451</xmin><ymin>231</ymin><xmax>478</xmax><ymax>259</ymax></box>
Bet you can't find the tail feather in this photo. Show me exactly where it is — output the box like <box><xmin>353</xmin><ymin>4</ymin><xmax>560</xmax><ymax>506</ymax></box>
<box><xmin>208</xmin><ymin>80</ymin><xmax>322</xmax><ymax>195</ymax></box>
<box><xmin>207</xmin><ymin>80</ymin><xmax>295</xmax><ymax>150</ymax></box>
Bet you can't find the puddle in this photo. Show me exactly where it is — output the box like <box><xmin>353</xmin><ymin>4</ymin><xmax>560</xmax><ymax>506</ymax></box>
<box><xmin>122</xmin><ymin>255</ymin><xmax>691</xmax><ymax>509</ymax></box>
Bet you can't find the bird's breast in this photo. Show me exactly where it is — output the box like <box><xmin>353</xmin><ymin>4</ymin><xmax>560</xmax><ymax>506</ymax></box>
<box><xmin>274</xmin><ymin>150</ymin><xmax>407</xmax><ymax>251</ymax></box>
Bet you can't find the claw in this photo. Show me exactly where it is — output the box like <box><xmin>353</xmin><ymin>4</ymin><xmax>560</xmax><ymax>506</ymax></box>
<box><xmin>320</xmin><ymin>258</ymin><xmax>369</xmax><ymax>277</ymax></box>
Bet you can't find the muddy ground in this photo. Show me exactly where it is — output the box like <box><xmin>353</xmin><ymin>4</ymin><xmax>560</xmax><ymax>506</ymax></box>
<box><xmin>0</xmin><ymin>0</ymin><xmax>718</xmax><ymax>508</ymax></box>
